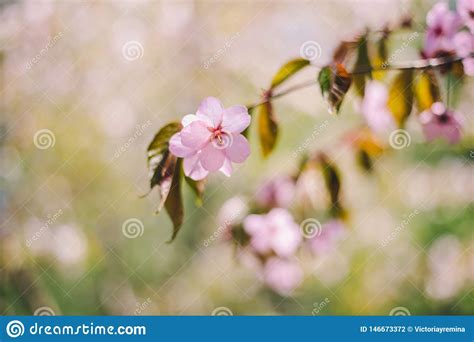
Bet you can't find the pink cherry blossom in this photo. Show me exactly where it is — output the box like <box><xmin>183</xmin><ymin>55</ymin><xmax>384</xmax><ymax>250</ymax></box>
<box><xmin>169</xmin><ymin>97</ymin><xmax>251</xmax><ymax>180</ymax></box>
<box><xmin>420</xmin><ymin>102</ymin><xmax>463</xmax><ymax>144</ymax></box>
<box><xmin>255</xmin><ymin>175</ymin><xmax>296</xmax><ymax>209</ymax></box>
<box><xmin>263</xmin><ymin>257</ymin><xmax>303</xmax><ymax>296</ymax></box>
<box><xmin>423</xmin><ymin>3</ymin><xmax>462</xmax><ymax>57</ymax></box>
<box><xmin>457</xmin><ymin>0</ymin><xmax>474</xmax><ymax>33</ymax></box>
<box><xmin>243</xmin><ymin>208</ymin><xmax>302</xmax><ymax>258</ymax></box>
<box><xmin>360</xmin><ymin>81</ymin><xmax>395</xmax><ymax>134</ymax></box>
<box><xmin>309</xmin><ymin>220</ymin><xmax>346</xmax><ymax>255</ymax></box>
<box><xmin>454</xmin><ymin>31</ymin><xmax>474</xmax><ymax>75</ymax></box>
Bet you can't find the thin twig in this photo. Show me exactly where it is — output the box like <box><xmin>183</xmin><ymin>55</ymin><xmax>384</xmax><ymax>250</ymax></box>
<box><xmin>348</xmin><ymin>53</ymin><xmax>469</xmax><ymax>75</ymax></box>
<box><xmin>247</xmin><ymin>53</ymin><xmax>472</xmax><ymax>111</ymax></box>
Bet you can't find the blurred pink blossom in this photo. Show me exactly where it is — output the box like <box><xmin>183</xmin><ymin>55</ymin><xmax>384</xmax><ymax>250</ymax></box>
<box><xmin>420</xmin><ymin>102</ymin><xmax>463</xmax><ymax>144</ymax></box>
<box><xmin>243</xmin><ymin>208</ymin><xmax>302</xmax><ymax>258</ymax></box>
<box><xmin>217</xmin><ymin>196</ymin><xmax>249</xmax><ymax>242</ymax></box>
<box><xmin>454</xmin><ymin>31</ymin><xmax>474</xmax><ymax>75</ymax></box>
<box><xmin>423</xmin><ymin>3</ymin><xmax>462</xmax><ymax>57</ymax></box>
<box><xmin>309</xmin><ymin>220</ymin><xmax>345</xmax><ymax>255</ymax></box>
<box><xmin>457</xmin><ymin>0</ymin><xmax>474</xmax><ymax>33</ymax></box>
<box><xmin>218</xmin><ymin>196</ymin><xmax>249</xmax><ymax>228</ymax></box>
<box><xmin>255</xmin><ymin>175</ymin><xmax>296</xmax><ymax>208</ymax></box>
<box><xmin>361</xmin><ymin>81</ymin><xmax>395</xmax><ymax>134</ymax></box>
<box><xmin>263</xmin><ymin>257</ymin><xmax>303</xmax><ymax>295</ymax></box>
<box><xmin>169</xmin><ymin>97</ymin><xmax>251</xmax><ymax>180</ymax></box>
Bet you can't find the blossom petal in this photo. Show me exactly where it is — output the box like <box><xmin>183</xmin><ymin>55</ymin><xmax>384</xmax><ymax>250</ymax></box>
<box><xmin>426</xmin><ymin>3</ymin><xmax>447</xmax><ymax>27</ymax></box>
<box><xmin>420</xmin><ymin>104</ymin><xmax>463</xmax><ymax>145</ymax></box>
<box><xmin>221</xmin><ymin>105</ymin><xmax>251</xmax><ymax>133</ymax></box>
<box><xmin>199</xmin><ymin>143</ymin><xmax>225</xmax><ymax>171</ymax></box>
<box><xmin>361</xmin><ymin>81</ymin><xmax>395</xmax><ymax>134</ymax></box>
<box><xmin>243</xmin><ymin>215</ymin><xmax>272</xmax><ymax>254</ymax></box>
<box><xmin>183</xmin><ymin>153</ymin><xmax>209</xmax><ymax>180</ymax></box>
<box><xmin>272</xmin><ymin>229</ymin><xmax>301</xmax><ymax>258</ymax></box>
<box><xmin>267</xmin><ymin>208</ymin><xmax>302</xmax><ymax>257</ymax></box>
<box><xmin>225</xmin><ymin>134</ymin><xmax>250</xmax><ymax>163</ymax></box>
<box><xmin>196</xmin><ymin>97</ymin><xmax>224</xmax><ymax>127</ymax></box>
<box><xmin>263</xmin><ymin>258</ymin><xmax>303</xmax><ymax>296</ymax></box>
<box><xmin>181</xmin><ymin>114</ymin><xmax>199</xmax><ymax>127</ymax></box>
<box><xmin>458</xmin><ymin>0</ymin><xmax>474</xmax><ymax>33</ymax></box>
<box><xmin>462</xmin><ymin>57</ymin><xmax>474</xmax><ymax>76</ymax></box>
<box><xmin>243</xmin><ymin>214</ymin><xmax>266</xmax><ymax>235</ymax></box>
<box><xmin>180</xmin><ymin>121</ymin><xmax>211</xmax><ymax>149</ymax></box>
<box><xmin>219</xmin><ymin>157</ymin><xmax>233</xmax><ymax>177</ymax></box>
<box><xmin>169</xmin><ymin>133</ymin><xmax>196</xmax><ymax>158</ymax></box>
<box><xmin>454</xmin><ymin>31</ymin><xmax>473</xmax><ymax>57</ymax></box>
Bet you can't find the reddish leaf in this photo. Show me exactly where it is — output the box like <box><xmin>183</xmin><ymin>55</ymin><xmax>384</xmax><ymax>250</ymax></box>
<box><xmin>318</xmin><ymin>64</ymin><xmax>352</xmax><ymax>114</ymax></box>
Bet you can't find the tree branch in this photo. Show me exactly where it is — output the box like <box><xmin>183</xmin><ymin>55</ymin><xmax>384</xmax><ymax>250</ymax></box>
<box><xmin>248</xmin><ymin>53</ymin><xmax>472</xmax><ymax>112</ymax></box>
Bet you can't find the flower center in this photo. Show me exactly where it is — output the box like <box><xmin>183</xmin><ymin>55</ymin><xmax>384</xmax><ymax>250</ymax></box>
<box><xmin>211</xmin><ymin>127</ymin><xmax>223</xmax><ymax>142</ymax></box>
<box><xmin>438</xmin><ymin>113</ymin><xmax>450</xmax><ymax>124</ymax></box>
<box><xmin>209</xmin><ymin>126</ymin><xmax>230</xmax><ymax>147</ymax></box>
<box><xmin>433</xmin><ymin>25</ymin><xmax>444</xmax><ymax>36</ymax></box>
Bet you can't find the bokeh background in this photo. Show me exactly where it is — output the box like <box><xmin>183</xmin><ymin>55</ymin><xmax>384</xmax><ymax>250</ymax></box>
<box><xmin>0</xmin><ymin>0</ymin><xmax>472</xmax><ymax>315</ymax></box>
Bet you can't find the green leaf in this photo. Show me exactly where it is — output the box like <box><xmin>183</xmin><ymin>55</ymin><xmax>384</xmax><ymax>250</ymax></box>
<box><xmin>150</xmin><ymin>151</ymin><xmax>177</xmax><ymax>207</ymax></box>
<box><xmin>319</xmin><ymin>154</ymin><xmax>345</xmax><ymax>218</ymax></box>
<box><xmin>318</xmin><ymin>64</ymin><xmax>352</xmax><ymax>114</ymax></box>
<box><xmin>148</xmin><ymin>122</ymin><xmax>182</xmax><ymax>194</ymax></box>
<box><xmin>147</xmin><ymin>122</ymin><xmax>182</xmax><ymax>165</ymax></box>
<box><xmin>165</xmin><ymin>158</ymin><xmax>184</xmax><ymax>242</ymax></box>
<box><xmin>388</xmin><ymin>69</ymin><xmax>414</xmax><ymax>127</ymax></box>
<box><xmin>372</xmin><ymin>37</ymin><xmax>388</xmax><ymax>81</ymax></box>
<box><xmin>414</xmin><ymin>69</ymin><xmax>440</xmax><ymax>112</ymax></box>
<box><xmin>241</xmin><ymin>106</ymin><xmax>254</xmax><ymax>139</ymax></box>
<box><xmin>318</xmin><ymin>66</ymin><xmax>331</xmax><ymax>94</ymax></box>
<box><xmin>271</xmin><ymin>58</ymin><xmax>310</xmax><ymax>89</ymax></box>
<box><xmin>352</xmin><ymin>36</ymin><xmax>372</xmax><ymax>96</ymax></box>
<box><xmin>258</xmin><ymin>99</ymin><xmax>278</xmax><ymax>157</ymax></box>
<box><xmin>185</xmin><ymin>176</ymin><xmax>205</xmax><ymax>206</ymax></box>
<box><xmin>356</xmin><ymin>149</ymin><xmax>373</xmax><ymax>172</ymax></box>
<box><xmin>146</xmin><ymin>122</ymin><xmax>185</xmax><ymax>241</ymax></box>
